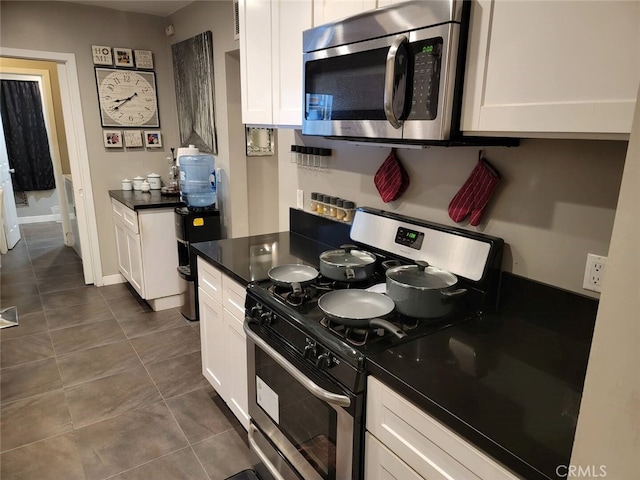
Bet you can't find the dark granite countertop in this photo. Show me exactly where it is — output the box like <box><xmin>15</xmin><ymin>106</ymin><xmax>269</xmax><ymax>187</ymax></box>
<box><xmin>108</xmin><ymin>189</ymin><xmax>184</xmax><ymax>210</ymax></box>
<box><xmin>367</xmin><ymin>273</ymin><xmax>597</xmax><ymax>480</ymax></box>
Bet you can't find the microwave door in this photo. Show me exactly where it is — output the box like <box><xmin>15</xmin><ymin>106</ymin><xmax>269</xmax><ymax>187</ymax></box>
<box><xmin>303</xmin><ymin>36</ymin><xmax>405</xmax><ymax>140</ymax></box>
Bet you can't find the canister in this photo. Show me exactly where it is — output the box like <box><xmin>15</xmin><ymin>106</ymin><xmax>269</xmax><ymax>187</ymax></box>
<box><xmin>133</xmin><ymin>176</ymin><xmax>144</xmax><ymax>191</ymax></box>
<box><xmin>147</xmin><ymin>173</ymin><xmax>161</xmax><ymax>190</ymax></box>
<box><xmin>121</xmin><ymin>179</ymin><xmax>132</xmax><ymax>191</ymax></box>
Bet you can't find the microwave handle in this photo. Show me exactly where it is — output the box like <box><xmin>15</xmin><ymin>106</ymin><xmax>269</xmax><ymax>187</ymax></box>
<box><xmin>384</xmin><ymin>35</ymin><xmax>408</xmax><ymax>129</ymax></box>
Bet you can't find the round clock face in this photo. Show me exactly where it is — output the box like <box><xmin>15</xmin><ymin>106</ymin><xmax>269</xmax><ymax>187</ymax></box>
<box><xmin>97</xmin><ymin>69</ymin><xmax>159</xmax><ymax>127</ymax></box>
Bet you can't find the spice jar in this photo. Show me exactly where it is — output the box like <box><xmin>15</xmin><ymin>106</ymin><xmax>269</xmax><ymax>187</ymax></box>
<box><xmin>343</xmin><ymin>201</ymin><xmax>355</xmax><ymax>222</ymax></box>
<box><xmin>322</xmin><ymin>195</ymin><xmax>331</xmax><ymax>215</ymax></box>
<box><xmin>329</xmin><ymin>197</ymin><xmax>337</xmax><ymax>217</ymax></box>
<box><xmin>335</xmin><ymin>199</ymin><xmax>345</xmax><ymax>220</ymax></box>
<box><xmin>310</xmin><ymin>192</ymin><xmax>319</xmax><ymax>212</ymax></box>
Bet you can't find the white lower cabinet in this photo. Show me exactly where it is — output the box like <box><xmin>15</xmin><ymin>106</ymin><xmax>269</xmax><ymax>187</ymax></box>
<box><xmin>365</xmin><ymin>377</ymin><xmax>520</xmax><ymax>480</ymax></box>
<box><xmin>111</xmin><ymin>199</ymin><xmax>183</xmax><ymax>310</ymax></box>
<box><xmin>197</xmin><ymin>256</ymin><xmax>250</xmax><ymax>430</ymax></box>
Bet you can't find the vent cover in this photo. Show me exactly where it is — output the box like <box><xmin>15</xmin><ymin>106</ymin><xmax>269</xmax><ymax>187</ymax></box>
<box><xmin>233</xmin><ymin>0</ymin><xmax>240</xmax><ymax>40</ymax></box>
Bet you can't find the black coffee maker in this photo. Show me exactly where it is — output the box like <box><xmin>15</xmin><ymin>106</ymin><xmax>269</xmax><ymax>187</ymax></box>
<box><xmin>175</xmin><ymin>206</ymin><xmax>221</xmax><ymax>320</ymax></box>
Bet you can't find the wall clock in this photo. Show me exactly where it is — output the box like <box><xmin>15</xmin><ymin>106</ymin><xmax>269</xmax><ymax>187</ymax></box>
<box><xmin>95</xmin><ymin>68</ymin><xmax>159</xmax><ymax>128</ymax></box>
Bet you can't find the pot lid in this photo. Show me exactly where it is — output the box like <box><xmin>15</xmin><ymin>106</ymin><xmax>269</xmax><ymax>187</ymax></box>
<box><xmin>147</xmin><ymin>173</ymin><xmax>160</xmax><ymax>178</ymax></box>
<box><xmin>320</xmin><ymin>244</ymin><xmax>376</xmax><ymax>267</ymax></box>
<box><xmin>387</xmin><ymin>261</ymin><xmax>457</xmax><ymax>289</ymax></box>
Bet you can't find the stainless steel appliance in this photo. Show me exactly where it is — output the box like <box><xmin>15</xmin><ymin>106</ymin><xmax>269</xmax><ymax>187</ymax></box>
<box><xmin>243</xmin><ymin>208</ymin><xmax>504</xmax><ymax>479</ymax></box>
<box><xmin>302</xmin><ymin>0</ymin><xmax>472</xmax><ymax>144</ymax></box>
<box><xmin>175</xmin><ymin>206</ymin><xmax>221</xmax><ymax>321</ymax></box>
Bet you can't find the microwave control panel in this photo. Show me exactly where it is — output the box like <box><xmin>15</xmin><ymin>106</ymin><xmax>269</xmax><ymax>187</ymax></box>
<box><xmin>408</xmin><ymin>42</ymin><xmax>442</xmax><ymax>120</ymax></box>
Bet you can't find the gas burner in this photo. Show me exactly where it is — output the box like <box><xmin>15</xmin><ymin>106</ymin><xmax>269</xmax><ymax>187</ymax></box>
<box><xmin>320</xmin><ymin>317</ymin><xmax>388</xmax><ymax>346</ymax></box>
<box><xmin>268</xmin><ymin>284</ymin><xmax>320</xmax><ymax>307</ymax></box>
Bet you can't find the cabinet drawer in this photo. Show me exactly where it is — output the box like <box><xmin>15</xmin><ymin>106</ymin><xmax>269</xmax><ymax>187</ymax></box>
<box><xmin>197</xmin><ymin>257</ymin><xmax>223</xmax><ymax>304</ymax></box>
<box><xmin>365</xmin><ymin>433</ymin><xmax>422</xmax><ymax>480</ymax></box>
<box><xmin>222</xmin><ymin>273</ymin><xmax>246</xmax><ymax>319</ymax></box>
<box><xmin>367</xmin><ymin>377</ymin><xmax>519</xmax><ymax>480</ymax></box>
<box><xmin>111</xmin><ymin>199</ymin><xmax>139</xmax><ymax>234</ymax></box>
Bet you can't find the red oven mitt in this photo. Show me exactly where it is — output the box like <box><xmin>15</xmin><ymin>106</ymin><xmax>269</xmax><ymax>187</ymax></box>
<box><xmin>448</xmin><ymin>157</ymin><xmax>501</xmax><ymax>226</ymax></box>
<box><xmin>374</xmin><ymin>149</ymin><xmax>410</xmax><ymax>203</ymax></box>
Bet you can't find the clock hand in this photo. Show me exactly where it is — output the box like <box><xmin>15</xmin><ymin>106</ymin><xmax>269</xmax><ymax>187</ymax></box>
<box><xmin>113</xmin><ymin>92</ymin><xmax>138</xmax><ymax>111</ymax></box>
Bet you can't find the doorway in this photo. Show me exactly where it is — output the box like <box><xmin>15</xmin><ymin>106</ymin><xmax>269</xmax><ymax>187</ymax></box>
<box><xmin>0</xmin><ymin>48</ymin><xmax>101</xmax><ymax>286</ymax></box>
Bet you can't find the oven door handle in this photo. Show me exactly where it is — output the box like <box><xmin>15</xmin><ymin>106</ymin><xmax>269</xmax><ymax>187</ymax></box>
<box><xmin>244</xmin><ymin>323</ymin><xmax>351</xmax><ymax>408</ymax></box>
<box><xmin>248</xmin><ymin>424</ymin><xmax>287</xmax><ymax>480</ymax></box>
<box><xmin>384</xmin><ymin>34</ymin><xmax>408</xmax><ymax>129</ymax></box>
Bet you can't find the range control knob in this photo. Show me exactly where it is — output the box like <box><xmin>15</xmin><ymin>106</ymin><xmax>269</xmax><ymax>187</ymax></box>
<box><xmin>315</xmin><ymin>352</ymin><xmax>333</xmax><ymax>370</ymax></box>
<box><xmin>303</xmin><ymin>341</ymin><xmax>317</xmax><ymax>360</ymax></box>
<box><xmin>250</xmin><ymin>304</ymin><xmax>263</xmax><ymax>319</ymax></box>
<box><xmin>260</xmin><ymin>311</ymin><xmax>273</xmax><ymax>326</ymax></box>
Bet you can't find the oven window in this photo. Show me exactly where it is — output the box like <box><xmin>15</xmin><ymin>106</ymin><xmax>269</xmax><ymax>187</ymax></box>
<box><xmin>305</xmin><ymin>47</ymin><xmax>388</xmax><ymax>121</ymax></box>
<box><xmin>255</xmin><ymin>346</ymin><xmax>338</xmax><ymax>479</ymax></box>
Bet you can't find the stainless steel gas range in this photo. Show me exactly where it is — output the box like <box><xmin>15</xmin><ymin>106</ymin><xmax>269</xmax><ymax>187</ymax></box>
<box><xmin>243</xmin><ymin>208</ymin><xmax>504</xmax><ymax>480</ymax></box>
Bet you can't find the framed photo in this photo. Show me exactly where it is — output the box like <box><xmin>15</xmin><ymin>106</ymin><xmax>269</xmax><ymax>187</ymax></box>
<box><xmin>144</xmin><ymin>130</ymin><xmax>162</xmax><ymax>148</ymax></box>
<box><xmin>124</xmin><ymin>130</ymin><xmax>143</xmax><ymax>148</ymax></box>
<box><xmin>95</xmin><ymin>68</ymin><xmax>159</xmax><ymax>128</ymax></box>
<box><xmin>134</xmin><ymin>50</ymin><xmax>154</xmax><ymax>69</ymax></box>
<box><xmin>113</xmin><ymin>47</ymin><xmax>134</xmax><ymax>67</ymax></box>
<box><xmin>91</xmin><ymin>45</ymin><xmax>113</xmax><ymax>65</ymax></box>
<box><xmin>246</xmin><ymin>127</ymin><xmax>274</xmax><ymax>156</ymax></box>
<box><xmin>103</xmin><ymin>130</ymin><xmax>123</xmax><ymax>148</ymax></box>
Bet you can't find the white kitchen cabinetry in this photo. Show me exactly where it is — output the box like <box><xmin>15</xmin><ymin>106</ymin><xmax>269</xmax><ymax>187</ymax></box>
<box><xmin>312</xmin><ymin>0</ymin><xmax>376</xmax><ymax>25</ymax></box>
<box><xmin>239</xmin><ymin>0</ymin><xmax>311</xmax><ymax>127</ymax></box>
<box><xmin>365</xmin><ymin>376</ymin><xmax>520</xmax><ymax>480</ymax></box>
<box><xmin>461</xmin><ymin>0</ymin><xmax>640</xmax><ymax>138</ymax></box>
<box><xmin>110</xmin><ymin>199</ymin><xmax>183</xmax><ymax>310</ymax></box>
<box><xmin>197</xmin><ymin>256</ymin><xmax>250</xmax><ymax>430</ymax></box>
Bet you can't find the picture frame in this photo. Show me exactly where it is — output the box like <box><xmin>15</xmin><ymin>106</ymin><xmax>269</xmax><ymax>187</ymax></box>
<box><xmin>103</xmin><ymin>130</ymin><xmax>123</xmax><ymax>148</ymax></box>
<box><xmin>246</xmin><ymin>126</ymin><xmax>275</xmax><ymax>156</ymax></box>
<box><xmin>134</xmin><ymin>49</ymin><xmax>154</xmax><ymax>69</ymax></box>
<box><xmin>113</xmin><ymin>47</ymin><xmax>134</xmax><ymax>68</ymax></box>
<box><xmin>91</xmin><ymin>45</ymin><xmax>113</xmax><ymax>65</ymax></box>
<box><xmin>144</xmin><ymin>130</ymin><xmax>162</xmax><ymax>148</ymax></box>
<box><xmin>123</xmin><ymin>130</ymin><xmax>143</xmax><ymax>148</ymax></box>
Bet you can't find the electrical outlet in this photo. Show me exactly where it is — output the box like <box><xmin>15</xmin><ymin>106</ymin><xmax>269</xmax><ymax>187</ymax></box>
<box><xmin>297</xmin><ymin>189</ymin><xmax>304</xmax><ymax>209</ymax></box>
<box><xmin>583</xmin><ymin>254</ymin><xmax>606</xmax><ymax>293</ymax></box>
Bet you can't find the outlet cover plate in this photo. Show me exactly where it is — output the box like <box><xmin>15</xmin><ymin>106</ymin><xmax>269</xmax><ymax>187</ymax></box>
<box><xmin>583</xmin><ymin>253</ymin><xmax>606</xmax><ymax>293</ymax></box>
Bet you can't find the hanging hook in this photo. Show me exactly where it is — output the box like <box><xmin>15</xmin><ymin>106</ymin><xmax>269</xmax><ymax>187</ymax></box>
<box><xmin>478</xmin><ymin>149</ymin><xmax>484</xmax><ymax>162</ymax></box>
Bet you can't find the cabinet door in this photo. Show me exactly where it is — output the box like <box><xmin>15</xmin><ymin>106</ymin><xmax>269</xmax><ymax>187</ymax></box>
<box><xmin>114</xmin><ymin>221</ymin><xmax>131</xmax><ymax>282</ymax></box>
<box><xmin>365</xmin><ymin>433</ymin><xmax>423</xmax><ymax>480</ymax></box>
<box><xmin>461</xmin><ymin>0</ymin><xmax>640</xmax><ymax>137</ymax></box>
<box><xmin>126</xmin><ymin>230</ymin><xmax>144</xmax><ymax>297</ymax></box>
<box><xmin>225</xmin><ymin>309</ymin><xmax>250</xmax><ymax>430</ymax></box>
<box><xmin>239</xmin><ymin>0</ymin><xmax>273</xmax><ymax>125</ymax></box>
<box><xmin>198</xmin><ymin>287</ymin><xmax>228</xmax><ymax>399</ymax></box>
<box><xmin>313</xmin><ymin>0</ymin><xmax>376</xmax><ymax>26</ymax></box>
<box><xmin>272</xmin><ymin>0</ymin><xmax>312</xmax><ymax>127</ymax></box>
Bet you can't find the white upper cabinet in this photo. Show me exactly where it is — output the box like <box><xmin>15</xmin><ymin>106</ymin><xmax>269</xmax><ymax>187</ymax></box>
<box><xmin>239</xmin><ymin>0</ymin><xmax>311</xmax><ymax>127</ymax></box>
<box><xmin>462</xmin><ymin>0</ymin><xmax>640</xmax><ymax>138</ymax></box>
<box><xmin>313</xmin><ymin>0</ymin><xmax>376</xmax><ymax>25</ymax></box>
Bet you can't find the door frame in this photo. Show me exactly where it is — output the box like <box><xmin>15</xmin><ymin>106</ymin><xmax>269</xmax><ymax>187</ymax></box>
<box><xmin>0</xmin><ymin>47</ymin><xmax>102</xmax><ymax>286</ymax></box>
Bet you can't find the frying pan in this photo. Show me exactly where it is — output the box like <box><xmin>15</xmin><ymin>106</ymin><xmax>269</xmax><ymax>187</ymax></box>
<box><xmin>318</xmin><ymin>290</ymin><xmax>406</xmax><ymax>338</ymax></box>
<box><xmin>268</xmin><ymin>264</ymin><xmax>319</xmax><ymax>294</ymax></box>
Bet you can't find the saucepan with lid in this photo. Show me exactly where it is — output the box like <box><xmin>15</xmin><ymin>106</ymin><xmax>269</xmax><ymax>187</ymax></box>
<box><xmin>319</xmin><ymin>244</ymin><xmax>377</xmax><ymax>282</ymax></box>
<box><xmin>318</xmin><ymin>290</ymin><xmax>406</xmax><ymax>338</ymax></box>
<box><xmin>384</xmin><ymin>260</ymin><xmax>467</xmax><ymax>318</ymax></box>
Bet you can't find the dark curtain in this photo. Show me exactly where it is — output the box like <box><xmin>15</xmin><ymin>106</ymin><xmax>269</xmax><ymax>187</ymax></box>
<box><xmin>0</xmin><ymin>80</ymin><xmax>55</xmax><ymax>191</ymax></box>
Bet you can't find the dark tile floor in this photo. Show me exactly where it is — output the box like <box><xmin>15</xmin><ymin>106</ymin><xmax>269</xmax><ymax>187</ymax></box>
<box><xmin>0</xmin><ymin>222</ymin><xmax>252</xmax><ymax>479</ymax></box>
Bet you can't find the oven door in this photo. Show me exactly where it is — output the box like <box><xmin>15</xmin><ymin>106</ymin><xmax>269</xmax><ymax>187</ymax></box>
<box><xmin>245</xmin><ymin>321</ymin><xmax>356</xmax><ymax>480</ymax></box>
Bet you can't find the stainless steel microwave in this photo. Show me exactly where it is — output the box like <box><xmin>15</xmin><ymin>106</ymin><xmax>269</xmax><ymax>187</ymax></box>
<box><xmin>302</xmin><ymin>0</ymin><xmax>471</xmax><ymax>145</ymax></box>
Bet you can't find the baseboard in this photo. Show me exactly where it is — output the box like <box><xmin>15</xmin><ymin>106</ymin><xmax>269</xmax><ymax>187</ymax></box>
<box><xmin>102</xmin><ymin>274</ymin><xmax>125</xmax><ymax>286</ymax></box>
<box><xmin>18</xmin><ymin>214</ymin><xmax>60</xmax><ymax>224</ymax></box>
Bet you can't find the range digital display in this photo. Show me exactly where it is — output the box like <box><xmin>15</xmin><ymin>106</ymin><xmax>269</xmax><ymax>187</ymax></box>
<box><xmin>395</xmin><ymin>227</ymin><xmax>424</xmax><ymax>250</ymax></box>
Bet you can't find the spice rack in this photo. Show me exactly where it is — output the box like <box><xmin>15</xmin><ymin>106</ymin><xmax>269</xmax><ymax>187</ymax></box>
<box><xmin>310</xmin><ymin>193</ymin><xmax>355</xmax><ymax>223</ymax></box>
<box><xmin>291</xmin><ymin>145</ymin><xmax>332</xmax><ymax>169</ymax></box>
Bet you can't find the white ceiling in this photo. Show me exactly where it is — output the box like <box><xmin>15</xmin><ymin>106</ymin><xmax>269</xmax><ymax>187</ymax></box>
<box><xmin>56</xmin><ymin>1</ymin><xmax>194</xmax><ymax>18</ymax></box>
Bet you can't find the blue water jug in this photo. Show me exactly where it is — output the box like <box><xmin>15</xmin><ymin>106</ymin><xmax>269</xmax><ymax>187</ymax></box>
<box><xmin>179</xmin><ymin>154</ymin><xmax>217</xmax><ymax>208</ymax></box>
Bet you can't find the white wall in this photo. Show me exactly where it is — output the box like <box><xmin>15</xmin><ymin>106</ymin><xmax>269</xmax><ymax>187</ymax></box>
<box><xmin>17</xmin><ymin>189</ymin><xmax>59</xmax><ymax>219</ymax></box>
<box><xmin>278</xmin><ymin>129</ymin><xmax>627</xmax><ymax>297</ymax></box>
<box><xmin>570</xmin><ymin>89</ymin><xmax>640</xmax><ymax>479</ymax></box>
